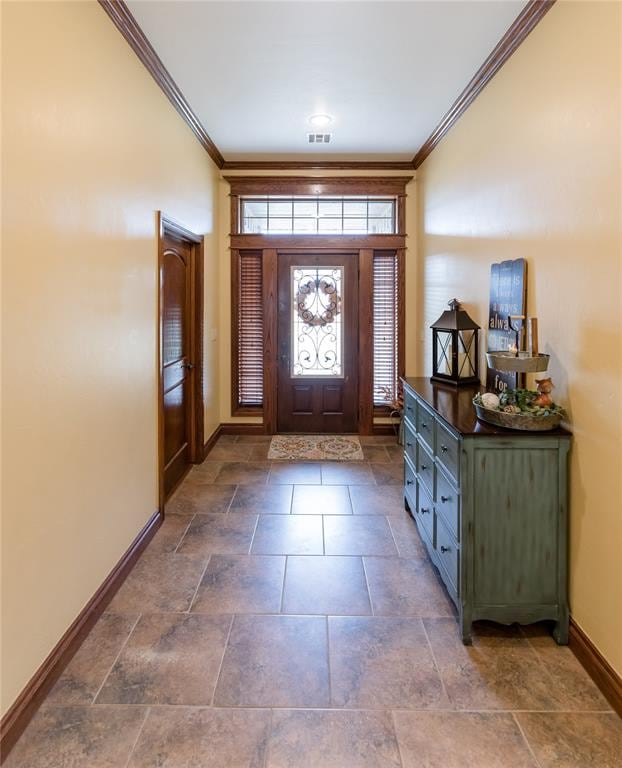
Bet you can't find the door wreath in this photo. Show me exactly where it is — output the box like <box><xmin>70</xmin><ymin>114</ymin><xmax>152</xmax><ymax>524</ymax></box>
<box><xmin>295</xmin><ymin>277</ymin><xmax>341</xmax><ymax>327</ymax></box>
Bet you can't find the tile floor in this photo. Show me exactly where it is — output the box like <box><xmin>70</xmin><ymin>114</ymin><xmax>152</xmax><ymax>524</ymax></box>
<box><xmin>6</xmin><ymin>434</ymin><xmax>622</xmax><ymax>767</ymax></box>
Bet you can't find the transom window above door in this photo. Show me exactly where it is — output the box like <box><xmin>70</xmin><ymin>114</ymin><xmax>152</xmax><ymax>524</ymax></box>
<box><xmin>240</xmin><ymin>196</ymin><xmax>396</xmax><ymax>235</ymax></box>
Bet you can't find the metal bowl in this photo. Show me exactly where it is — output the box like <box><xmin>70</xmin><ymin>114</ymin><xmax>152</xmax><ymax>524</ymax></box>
<box><xmin>486</xmin><ymin>351</ymin><xmax>550</xmax><ymax>373</ymax></box>
<box><xmin>473</xmin><ymin>402</ymin><xmax>562</xmax><ymax>432</ymax></box>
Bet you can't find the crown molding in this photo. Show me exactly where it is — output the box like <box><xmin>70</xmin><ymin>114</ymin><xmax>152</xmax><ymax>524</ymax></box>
<box><xmin>412</xmin><ymin>0</ymin><xmax>556</xmax><ymax>169</ymax></box>
<box><xmin>221</xmin><ymin>160</ymin><xmax>415</xmax><ymax>171</ymax></box>
<box><xmin>99</xmin><ymin>0</ymin><xmax>555</xmax><ymax>173</ymax></box>
<box><xmin>98</xmin><ymin>0</ymin><xmax>225</xmax><ymax>169</ymax></box>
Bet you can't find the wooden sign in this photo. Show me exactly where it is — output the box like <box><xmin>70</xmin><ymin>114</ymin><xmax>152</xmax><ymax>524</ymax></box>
<box><xmin>487</xmin><ymin>258</ymin><xmax>527</xmax><ymax>392</ymax></box>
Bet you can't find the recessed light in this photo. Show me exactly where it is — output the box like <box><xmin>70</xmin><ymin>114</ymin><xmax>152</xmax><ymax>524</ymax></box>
<box><xmin>309</xmin><ymin>113</ymin><xmax>332</xmax><ymax>128</ymax></box>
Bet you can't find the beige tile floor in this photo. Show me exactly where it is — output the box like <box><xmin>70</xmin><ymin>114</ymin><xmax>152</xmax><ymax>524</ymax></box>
<box><xmin>6</xmin><ymin>434</ymin><xmax>622</xmax><ymax>767</ymax></box>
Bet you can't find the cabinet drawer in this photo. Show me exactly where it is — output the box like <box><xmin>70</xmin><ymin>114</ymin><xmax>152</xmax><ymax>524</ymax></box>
<box><xmin>404</xmin><ymin>420</ymin><xmax>417</xmax><ymax>467</ymax></box>
<box><xmin>404</xmin><ymin>454</ymin><xmax>417</xmax><ymax>510</ymax></box>
<box><xmin>436</xmin><ymin>466</ymin><xmax>460</xmax><ymax>541</ymax></box>
<box><xmin>416</xmin><ymin>480</ymin><xmax>435</xmax><ymax>544</ymax></box>
<box><xmin>403</xmin><ymin>387</ymin><xmax>417</xmax><ymax>427</ymax></box>
<box><xmin>436</xmin><ymin>419</ymin><xmax>460</xmax><ymax>484</ymax></box>
<box><xmin>416</xmin><ymin>401</ymin><xmax>435</xmax><ymax>452</ymax></box>
<box><xmin>436</xmin><ymin>513</ymin><xmax>459</xmax><ymax>595</ymax></box>
<box><xmin>416</xmin><ymin>439</ymin><xmax>435</xmax><ymax>498</ymax></box>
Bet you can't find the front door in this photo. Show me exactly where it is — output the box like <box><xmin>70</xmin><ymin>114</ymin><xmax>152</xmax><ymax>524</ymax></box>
<box><xmin>161</xmin><ymin>232</ymin><xmax>194</xmax><ymax>496</ymax></box>
<box><xmin>277</xmin><ymin>253</ymin><xmax>358</xmax><ymax>432</ymax></box>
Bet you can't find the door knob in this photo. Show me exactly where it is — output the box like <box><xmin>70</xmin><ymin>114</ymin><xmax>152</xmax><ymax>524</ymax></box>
<box><xmin>184</xmin><ymin>363</ymin><xmax>195</xmax><ymax>370</ymax></box>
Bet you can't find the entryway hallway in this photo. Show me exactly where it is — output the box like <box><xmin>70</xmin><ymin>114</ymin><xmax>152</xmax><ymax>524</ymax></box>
<box><xmin>5</xmin><ymin>435</ymin><xmax>620</xmax><ymax>767</ymax></box>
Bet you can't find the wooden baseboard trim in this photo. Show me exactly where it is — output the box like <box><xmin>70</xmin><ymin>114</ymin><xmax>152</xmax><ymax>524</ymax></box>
<box><xmin>220</xmin><ymin>422</ymin><xmax>266</xmax><ymax>435</ymax></box>
<box><xmin>203</xmin><ymin>424</ymin><xmax>222</xmax><ymax>459</ymax></box>
<box><xmin>372</xmin><ymin>423</ymin><xmax>399</xmax><ymax>436</ymax></box>
<box><xmin>569</xmin><ymin>618</ymin><xmax>622</xmax><ymax>717</ymax></box>
<box><xmin>0</xmin><ymin>509</ymin><xmax>162</xmax><ymax>762</ymax></box>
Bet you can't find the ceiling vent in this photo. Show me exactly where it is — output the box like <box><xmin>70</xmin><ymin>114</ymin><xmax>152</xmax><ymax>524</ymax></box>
<box><xmin>307</xmin><ymin>133</ymin><xmax>332</xmax><ymax>144</ymax></box>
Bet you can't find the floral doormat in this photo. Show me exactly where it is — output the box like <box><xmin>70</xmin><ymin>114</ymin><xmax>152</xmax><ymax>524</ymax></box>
<box><xmin>268</xmin><ymin>435</ymin><xmax>364</xmax><ymax>461</ymax></box>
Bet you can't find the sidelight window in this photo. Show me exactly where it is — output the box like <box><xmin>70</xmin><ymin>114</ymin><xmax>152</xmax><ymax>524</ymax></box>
<box><xmin>233</xmin><ymin>251</ymin><xmax>264</xmax><ymax>411</ymax></box>
<box><xmin>373</xmin><ymin>251</ymin><xmax>400</xmax><ymax>405</ymax></box>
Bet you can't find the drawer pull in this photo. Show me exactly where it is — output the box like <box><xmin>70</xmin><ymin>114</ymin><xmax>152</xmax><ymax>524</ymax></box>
<box><xmin>440</xmin><ymin>495</ymin><xmax>450</xmax><ymax>503</ymax></box>
<box><xmin>421</xmin><ymin>507</ymin><xmax>431</xmax><ymax>515</ymax></box>
<box><xmin>406</xmin><ymin>442</ymin><xmax>413</xmax><ymax>448</ymax></box>
<box><xmin>421</xmin><ymin>422</ymin><xmax>429</xmax><ymax>429</ymax></box>
<box><xmin>440</xmin><ymin>445</ymin><xmax>448</xmax><ymax>453</ymax></box>
<box><xmin>420</xmin><ymin>464</ymin><xmax>428</xmax><ymax>471</ymax></box>
<box><xmin>406</xmin><ymin>405</ymin><xmax>413</xmax><ymax>411</ymax></box>
<box><xmin>406</xmin><ymin>479</ymin><xmax>414</xmax><ymax>486</ymax></box>
<box><xmin>440</xmin><ymin>545</ymin><xmax>451</xmax><ymax>553</ymax></box>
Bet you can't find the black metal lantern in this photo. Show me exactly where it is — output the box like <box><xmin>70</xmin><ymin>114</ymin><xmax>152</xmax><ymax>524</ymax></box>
<box><xmin>431</xmin><ymin>299</ymin><xmax>480</xmax><ymax>386</ymax></box>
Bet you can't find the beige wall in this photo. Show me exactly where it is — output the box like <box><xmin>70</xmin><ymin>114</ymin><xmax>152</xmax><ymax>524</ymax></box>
<box><xmin>417</xmin><ymin>1</ymin><xmax>621</xmax><ymax>674</ymax></box>
<box><xmin>0</xmin><ymin>1</ymin><xmax>220</xmax><ymax>714</ymax></box>
<box><xmin>218</xmin><ymin>172</ymin><xmax>418</xmax><ymax>424</ymax></box>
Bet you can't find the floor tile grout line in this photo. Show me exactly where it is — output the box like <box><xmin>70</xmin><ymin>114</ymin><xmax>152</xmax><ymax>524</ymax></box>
<box><xmin>389</xmin><ymin>710</ymin><xmax>406</xmax><ymax>768</ymax></box>
<box><xmin>326</xmin><ymin>615</ymin><xmax>333</xmax><ymax>707</ymax></box>
<box><xmin>421</xmin><ymin>618</ymin><xmax>451</xmax><ymax>706</ymax></box>
<box><xmin>210</xmin><ymin>614</ymin><xmax>235</xmax><ymax>707</ymax></box>
<box><xmin>263</xmin><ymin>708</ymin><xmax>275</xmax><ymax>768</ymax></box>
<box><xmin>80</xmin><ymin>703</ymin><xmax>618</xmax><ymax>714</ymax></box>
<box><xmin>224</xmin><ymin>484</ymin><xmax>239</xmax><ymax>515</ymax></box>
<box><xmin>123</xmin><ymin>705</ymin><xmax>151</xmax><ymax>768</ymax></box>
<box><xmin>173</xmin><ymin>513</ymin><xmax>197</xmax><ymax>554</ymax></box>
<box><xmin>511</xmin><ymin>711</ymin><xmax>544</xmax><ymax>768</ymax></box>
<box><xmin>247</xmin><ymin>514</ymin><xmax>261</xmax><ymax>554</ymax></box>
<box><xmin>386</xmin><ymin>514</ymin><xmax>402</xmax><ymax>558</ymax></box>
<box><xmin>279</xmin><ymin>556</ymin><xmax>289</xmax><ymax>613</ymax></box>
<box><xmin>90</xmin><ymin>612</ymin><xmax>143</xmax><ymax>705</ymax></box>
<box><xmin>360</xmin><ymin>556</ymin><xmax>375</xmax><ymax>616</ymax></box>
<box><xmin>186</xmin><ymin>555</ymin><xmax>211</xmax><ymax>613</ymax></box>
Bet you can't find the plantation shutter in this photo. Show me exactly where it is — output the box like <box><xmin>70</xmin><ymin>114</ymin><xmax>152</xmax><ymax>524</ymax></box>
<box><xmin>237</xmin><ymin>252</ymin><xmax>264</xmax><ymax>407</ymax></box>
<box><xmin>373</xmin><ymin>251</ymin><xmax>399</xmax><ymax>405</ymax></box>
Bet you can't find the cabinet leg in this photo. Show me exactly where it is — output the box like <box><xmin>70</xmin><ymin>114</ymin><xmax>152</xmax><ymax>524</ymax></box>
<box><xmin>553</xmin><ymin>607</ymin><xmax>569</xmax><ymax>645</ymax></box>
<box><xmin>460</xmin><ymin>609</ymin><xmax>473</xmax><ymax>645</ymax></box>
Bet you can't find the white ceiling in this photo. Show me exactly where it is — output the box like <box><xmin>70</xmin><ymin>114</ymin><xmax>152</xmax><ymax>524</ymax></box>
<box><xmin>127</xmin><ymin>0</ymin><xmax>526</xmax><ymax>161</ymax></box>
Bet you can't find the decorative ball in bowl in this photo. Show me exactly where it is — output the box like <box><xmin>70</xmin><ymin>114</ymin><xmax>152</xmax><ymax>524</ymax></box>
<box><xmin>473</xmin><ymin>381</ymin><xmax>565</xmax><ymax>432</ymax></box>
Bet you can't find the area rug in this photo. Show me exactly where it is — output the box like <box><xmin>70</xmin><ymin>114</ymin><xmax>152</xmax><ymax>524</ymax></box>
<box><xmin>268</xmin><ymin>435</ymin><xmax>364</xmax><ymax>461</ymax></box>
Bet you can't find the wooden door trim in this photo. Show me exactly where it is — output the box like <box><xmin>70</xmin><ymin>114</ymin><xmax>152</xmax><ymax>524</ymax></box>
<box><xmin>358</xmin><ymin>249</ymin><xmax>374</xmax><ymax>435</ymax></box>
<box><xmin>263</xmin><ymin>249</ymin><xmax>279</xmax><ymax>434</ymax></box>
<box><xmin>157</xmin><ymin>212</ymin><xmax>205</xmax><ymax>512</ymax></box>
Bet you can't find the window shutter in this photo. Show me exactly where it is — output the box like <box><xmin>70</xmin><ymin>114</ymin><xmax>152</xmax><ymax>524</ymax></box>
<box><xmin>237</xmin><ymin>252</ymin><xmax>264</xmax><ymax>408</ymax></box>
<box><xmin>373</xmin><ymin>251</ymin><xmax>399</xmax><ymax>405</ymax></box>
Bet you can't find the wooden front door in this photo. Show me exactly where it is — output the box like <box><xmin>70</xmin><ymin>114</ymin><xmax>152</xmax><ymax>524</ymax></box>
<box><xmin>161</xmin><ymin>231</ymin><xmax>195</xmax><ymax>496</ymax></box>
<box><xmin>277</xmin><ymin>253</ymin><xmax>359</xmax><ymax>433</ymax></box>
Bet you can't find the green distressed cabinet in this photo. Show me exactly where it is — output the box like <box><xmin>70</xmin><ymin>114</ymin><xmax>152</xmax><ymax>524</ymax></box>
<box><xmin>401</xmin><ymin>378</ymin><xmax>571</xmax><ymax>645</ymax></box>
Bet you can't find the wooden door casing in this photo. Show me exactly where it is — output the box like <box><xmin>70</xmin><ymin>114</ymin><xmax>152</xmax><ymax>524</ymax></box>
<box><xmin>277</xmin><ymin>252</ymin><xmax>359</xmax><ymax>433</ymax></box>
<box><xmin>158</xmin><ymin>214</ymin><xmax>205</xmax><ymax>509</ymax></box>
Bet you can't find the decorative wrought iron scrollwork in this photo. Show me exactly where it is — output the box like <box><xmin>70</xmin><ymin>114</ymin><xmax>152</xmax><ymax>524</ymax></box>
<box><xmin>292</xmin><ymin>268</ymin><xmax>343</xmax><ymax>376</ymax></box>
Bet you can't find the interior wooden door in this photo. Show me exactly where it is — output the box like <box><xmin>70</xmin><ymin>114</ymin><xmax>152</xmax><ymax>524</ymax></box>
<box><xmin>277</xmin><ymin>252</ymin><xmax>358</xmax><ymax>433</ymax></box>
<box><xmin>161</xmin><ymin>232</ymin><xmax>194</xmax><ymax>496</ymax></box>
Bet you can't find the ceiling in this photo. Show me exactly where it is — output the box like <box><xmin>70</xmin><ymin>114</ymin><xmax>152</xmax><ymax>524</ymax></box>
<box><xmin>127</xmin><ymin>0</ymin><xmax>527</xmax><ymax>161</ymax></box>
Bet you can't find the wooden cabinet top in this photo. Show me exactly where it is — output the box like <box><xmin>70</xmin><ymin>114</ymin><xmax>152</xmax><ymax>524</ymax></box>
<box><xmin>402</xmin><ymin>377</ymin><xmax>571</xmax><ymax>438</ymax></box>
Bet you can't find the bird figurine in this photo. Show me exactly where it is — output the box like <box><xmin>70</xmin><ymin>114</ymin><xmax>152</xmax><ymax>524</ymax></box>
<box><xmin>532</xmin><ymin>377</ymin><xmax>554</xmax><ymax>408</ymax></box>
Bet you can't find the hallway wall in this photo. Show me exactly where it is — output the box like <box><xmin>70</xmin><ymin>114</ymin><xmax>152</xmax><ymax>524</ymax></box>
<box><xmin>416</xmin><ymin>1</ymin><xmax>621</xmax><ymax>674</ymax></box>
<box><xmin>1</xmin><ymin>1</ymin><xmax>220</xmax><ymax>714</ymax></box>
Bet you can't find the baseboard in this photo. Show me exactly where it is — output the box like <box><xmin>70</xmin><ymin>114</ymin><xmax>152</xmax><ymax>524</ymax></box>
<box><xmin>0</xmin><ymin>509</ymin><xmax>162</xmax><ymax>762</ymax></box>
<box><xmin>372</xmin><ymin>423</ymin><xmax>399</xmax><ymax>436</ymax></box>
<box><xmin>202</xmin><ymin>424</ymin><xmax>222</xmax><ymax>459</ymax></box>
<box><xmin>569</xmin><ymin>618</ymin><xmax>622</xmax><ymax>717</ymax></box>
<box><xmin>219</xmin><ymin>422</ymin><xmax>266</xmax><ymax>435</ymax></box>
